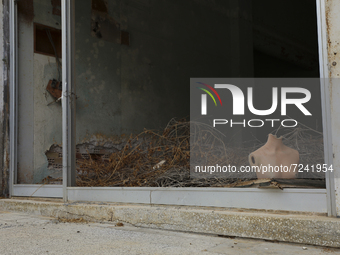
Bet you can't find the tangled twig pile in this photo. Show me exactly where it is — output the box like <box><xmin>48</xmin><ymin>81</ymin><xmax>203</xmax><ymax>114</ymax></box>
<box><xmin>76</xmin><ymin>119</ymin><xmax>325</xmax><ymax>187</ymax></box>
<box><xmin>77</xmin><ymin>118</ymin><xmax>189</xmax><ymax>187</ymax></box>
<box><xmin>76</xmin><ymin>119</ymin><xmax>243</xmax><ymax>187</ymax></box>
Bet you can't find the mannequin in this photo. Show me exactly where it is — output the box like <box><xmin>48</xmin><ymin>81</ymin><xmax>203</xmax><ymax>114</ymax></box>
<box><xmin>248</xmin><ymin>134</ymin><xmax>299</xmax><ymax>179</ymax></box>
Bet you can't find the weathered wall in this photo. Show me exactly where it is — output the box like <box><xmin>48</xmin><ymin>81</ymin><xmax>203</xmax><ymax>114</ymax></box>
<box><xmin>75</xmin><ymin>0</ymin><xmax>122</xmax><ymax>143</ymax></box>
<box><xmin>75</xmin><ymin>0</ymin><xmax>245</xmax><ymax>143</ymax></box>
<box><xmin>325</xmin><ymin>0</ymin><xmax>340</xmax><ymax>216</ymax></box>
<box><xmin>119</xmin><ymin>0</ymin><xmax>236</xmax><ymax>134</ymax></box>
<box><xmin>0</xmin><ymin>0</ymin><xmax>4</xmax><ymax>194</ymax></box>
<box><xmin>1</xmin><ymin>0</ymin><xmax>10</xmax><ymax>196</ymax></box>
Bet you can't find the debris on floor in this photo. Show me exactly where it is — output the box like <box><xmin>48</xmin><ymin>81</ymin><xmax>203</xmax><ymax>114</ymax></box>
<box><xmin>74</xmin><ymin>118</ymin><xmax>325</xmax><ymax>188</ymax></box>
<box><xmin>42</xmin><ymin>118</ymin><xmax>325</xmax><ymax>188</ymax></box>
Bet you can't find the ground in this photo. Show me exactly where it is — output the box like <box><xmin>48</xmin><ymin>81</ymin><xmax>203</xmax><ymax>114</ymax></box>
<box><xmin>0</xmin><ymin>211</ymin><xmax>338</xmax><ymax>255</ymax></box>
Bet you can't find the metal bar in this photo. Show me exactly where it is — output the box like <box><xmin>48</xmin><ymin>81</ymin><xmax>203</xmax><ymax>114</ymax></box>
<box><xmin>14</xmin><ymin>0</ymin><xmax>18</xmax><ymax>187</ymax></box>
<box><xmin>61</xmin><ymin>0</ymin><xmax>68</xmax><ymax>202</ymax></box>
<box><xmin>67</xmin><ymin>187</ymin><xmax>328</xmax><ymax>213</ymax></box>
<box><xmin>9</xmin><ymin>0</ymin><xmax>18</xmax><ymax>197</ymax></box>
<box><xmin>62</xmin><ymin>0</ymin><xmax>76</xmax><ymax>202</ymax></box>
<box><xmin>68</xmin><ymin>0</ymin><xmax>76</xmax><ymax>188</ymax></box>
<box><xmin>316</xmin><ymin>0</ymin><xmax>337</xmax><ymax>216</ymax></box>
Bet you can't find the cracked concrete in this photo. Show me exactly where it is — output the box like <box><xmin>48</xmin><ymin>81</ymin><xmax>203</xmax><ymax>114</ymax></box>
<box><xmin>1</xmin><ymin>211</ymin><xmax>339</xmax><ymax>255</ymax></box>
<box><xmin>1</xmin><ymin>198</ymin><xmax>340</xmax><ymax>248</ymax></box>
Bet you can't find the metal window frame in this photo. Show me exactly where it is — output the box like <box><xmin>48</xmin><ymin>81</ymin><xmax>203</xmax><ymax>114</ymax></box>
<box><xmin>10</xmin><ymin>184</ymin><xmax>329</xmax><ymax>213</ymax></box>
<box><xmin>61</xmin><ymin>0</ymin><xmax>76</xmax><ymax>202</ymax></box>
<box><xmin>8</xmin><ymin>0</ymin><xmax>335</xmax><ymax>216</ymax></box>
<box><xmin>9</xmin><ymin>0</ymin><xmax>18</xmax><ymax>197</ymax></box>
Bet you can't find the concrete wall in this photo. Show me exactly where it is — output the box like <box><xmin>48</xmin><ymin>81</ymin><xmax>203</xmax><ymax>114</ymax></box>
<box><xmin>324</xmin><ymin>0</ymin><xmax>340</xmax><ymax>216</ymax></box>
<box><xmin>75</xmin><ymin>0</ymin><xmax>245</xmax><ymax>143</ymax></box>
<box><xmin>0</xmin><ymin>0</ymin><xmax>3</xmax><ymax>193</ymax></box>
<box><xmin>1</xmin><ymin>0</ymin><xmax>10</xmax><ymax>196</ymax></box>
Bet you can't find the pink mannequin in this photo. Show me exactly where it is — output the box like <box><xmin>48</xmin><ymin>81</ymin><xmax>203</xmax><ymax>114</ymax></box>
<box><xmin>248</xmin><ymin>134</ymin><xmax>299</xmax><ymax>179</ymax></box>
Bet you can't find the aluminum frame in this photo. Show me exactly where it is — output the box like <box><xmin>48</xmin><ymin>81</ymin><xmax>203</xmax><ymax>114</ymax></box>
<box><xmin>10</xmin><ymin>184</ymin><xmax>327</xmax><ymax>213</ymax></box>
<box><xmin>59</xmin><ymin>0</ymin><xmax>335</xmax><ymax>215</ymax></box>
<box><xmin>7</xmin><ymin>0</ymin><xmax>334</xmax><ymax>216</ymax></box>
<box><xmin>9</xmin><ymin>0</ymin><xmax>18</xmax><ymax>197</ymax></box>
<box><xmin>12</xmin><ymin>184</ymin><xmax>63</xmax><ymax>198</ymax></box>
<box><xmin>67</xmin><ymin>187</ymin><xmax>327</xmax><ymax>213</ymax></box>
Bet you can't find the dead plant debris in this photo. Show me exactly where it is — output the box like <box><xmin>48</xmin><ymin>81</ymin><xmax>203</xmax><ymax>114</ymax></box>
<box><xmin>74</xmin><ymin>118</ymin><xmax>325</xmax><ymax>187</ymax></box>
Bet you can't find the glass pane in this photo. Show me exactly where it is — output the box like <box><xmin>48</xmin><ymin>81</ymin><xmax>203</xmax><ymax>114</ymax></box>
<box><xmin>73</xmin><ymin>0</ymin><xmax>324</xmax><ymax>189</ymax></box>
<box><xmin>17</xmin><ymin>0</ymin><xmax>62</xmax><ymax>184</ymax></box>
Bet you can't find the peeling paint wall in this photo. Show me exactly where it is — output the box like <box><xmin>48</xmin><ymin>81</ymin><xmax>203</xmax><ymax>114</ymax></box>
<box><xmin>1</xmin><ymin>0</ymin><xmax>10</xmax><ymax>196</ymax></box>
<box><xmin>0</xmin><ymin>0</ymin><xmax>4</xmax><ymax>193</ymax></box>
